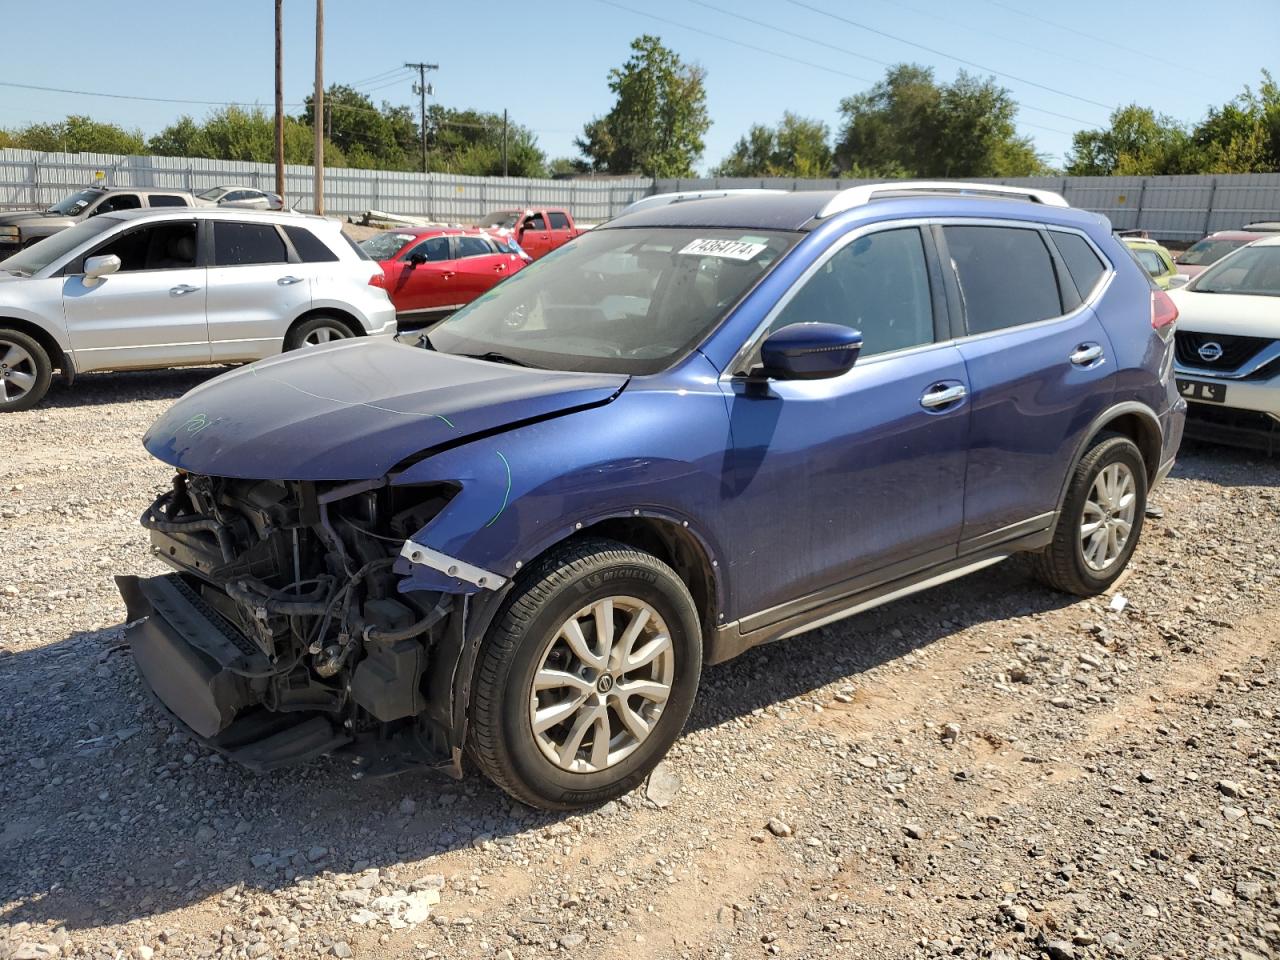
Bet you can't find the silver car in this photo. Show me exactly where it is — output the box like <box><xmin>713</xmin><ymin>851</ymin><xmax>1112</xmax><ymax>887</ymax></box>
<box><xmin>0</xmin><ymin>208</ymin><xmax>397</xmax><ymax>411</ymax></box>
<box><xmin>196</xmin><ymin>185</ymin><xmax>285</xmax><ymax>210</ymax></box>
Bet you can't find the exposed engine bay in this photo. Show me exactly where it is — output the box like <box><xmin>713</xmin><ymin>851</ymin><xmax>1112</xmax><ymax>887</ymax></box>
<box><xmin>116</xmin><ymin>472</ymin><xmax>472</xmax><ymax>776</ymax></box>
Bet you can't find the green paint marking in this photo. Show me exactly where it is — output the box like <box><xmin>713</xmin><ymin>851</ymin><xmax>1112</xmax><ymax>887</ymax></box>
<box><xmin>435</xmin><ymin>414</ymin><xmax>455</xmax><ymax>428</ymax></box>
<box><xmin>484</xmin><ymin>451</ymin><xmax>512</xmax><ymax>527</ymax></box>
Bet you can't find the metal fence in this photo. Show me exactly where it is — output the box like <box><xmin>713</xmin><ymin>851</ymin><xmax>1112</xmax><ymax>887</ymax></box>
<box><xmin>0</xmin><ymin>149</ymin><xmax>652</xmax><ymax>223</ymax></box>
<box><xmin>655</xmin><ymin>174</ymin><xmax>1280</xmax><ymax>241</ymax></box>
<box><xmin>4</xmin><ymin>146</ymin><xmax>1280</xmax><ymax>240</ymax></box>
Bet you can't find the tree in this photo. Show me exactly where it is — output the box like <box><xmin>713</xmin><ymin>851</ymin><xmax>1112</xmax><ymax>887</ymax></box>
<box><xmin>713</xmin><ymin>113</ymin><xmax>832</xmax><ymax>177</ymax></box>
<box><xmin>834</xmin><ymin>64</ymin><xmax>1047</xmax><ymax>178</ymax></box>
<box><xmin>149</xmin><ymin>107</ymin><xmax>344</xmax><ymax>166</ymax></box>
<box><xmin>1065</xmin><ymin>105</ymin><xmax>1195</xmax><ymax>175</ymax></box>
<box><xmin>424</xmin><ymin>105</ymin><xmax>547</xmax><ymax>177</ymax></box>
<box><xmin>576</xmin><ymin>35</ymin><xmax>710</xmax><ymax>177</ymax></box>
<box><xmin>300</xmin><ymin>85</ymin><xmax>418</xmax><ymax>170</ymax></box>
<box><xmin>8</xmin><ymin>115</ymin><xmax>146</xmax><ymax>155</ymax></box>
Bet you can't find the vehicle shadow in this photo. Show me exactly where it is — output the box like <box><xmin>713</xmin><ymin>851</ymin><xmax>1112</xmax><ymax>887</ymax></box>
<box><xmin>40</xmin><ymin>367</ymin><xmax>226</xmax><ymax>409</ymax></box>
<box><xmin>1172</xmin><ymin>439</ymin><xmax>1280</xmax><ymax>487</ymax></box>
<box><xmin>0</xmin><ymin>558</ymin><xmax>1074</xmax><ymax>933</ymax></box>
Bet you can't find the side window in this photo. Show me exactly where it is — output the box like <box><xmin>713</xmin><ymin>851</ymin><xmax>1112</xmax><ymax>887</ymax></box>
<box><xmin>770</xmin><ymin>227</ymin><xmax>935</xmax><ymax>358</ymax></box>
<box><xmin>525</xmin><ymin>213</ymin><xmax>547</xmax><ymax>231</ymax></box>
<box><xmin>456</xmin><ymin>236</ymin><xmax>495</xmax><ymax>258</ymax></box>
<box><xmin>1050</xmin><ymin>230</ymin><xmax>1107</xmax><ymax>300</ymax></box>
<box><xmin>93</xmin><ymin>194</ymin><xmax>142</xmax><ymax>215</ymax></box>
<box><xmin>86</xmin><ymin>221</ymin><xmax>198</xmax><ymax>272</ymax></box>
<box><xmin>1133</xmin><ymin>248</ymin><xmax>1164</xmax><ymax>277</ymax></box>
<box><xmin>405</xmin><ymin>236</ymin><xmax>452</xmax><ymax>262</ymax></box>
<box><xmin>147</xmin><ymin>195</ymin><xmax>188</xmax><ymax>208</ymax></box>
<box><xmin>548</xmin><ymin>211</ymin><xmax>571</xmax><ymax>230</ymax></box>
<box><xmin>213</xmin><ymin>222</ymin><xmax>288</xmax><ymax>266</ymax></box>
<box><xmin>944</xmin><ymin>226</ymin><xmax>1063</xmax><ymax>335</ymax></box>
<box><xmin>284</xmin><ymin>225</ymin><xmax>339</xmax><ymax>263</ymax></box>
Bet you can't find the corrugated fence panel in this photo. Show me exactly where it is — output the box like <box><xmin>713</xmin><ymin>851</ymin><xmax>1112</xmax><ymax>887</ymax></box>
<box><xmin>4</xmin><ymin>151</ymin><xmax>1280</xmax><ymax>239</ymax></box>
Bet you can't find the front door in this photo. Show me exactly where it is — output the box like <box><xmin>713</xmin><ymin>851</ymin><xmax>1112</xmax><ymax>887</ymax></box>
<box><xmin>718</xmin><ymin>225</ymin><xmax>970</xmax><ymax>622</ymax></box>
<box><xmin>206</xmin><ymin>220</ymin><xmax>312</xmax><ymax>361</ymax></box>
<box><xmin>61</xmin><ymin>218</ymin><xmax>209</xmax><ymax>372</ymax></box>
<box><xmin>389</xmin><ymin>235</ymin><xmax>459</xmax><ymax>319</ymax></box>
<box><xmin>938</xmin><ymin>224</ymin><xmax>1117</xmax><ymax>544</ymax></box>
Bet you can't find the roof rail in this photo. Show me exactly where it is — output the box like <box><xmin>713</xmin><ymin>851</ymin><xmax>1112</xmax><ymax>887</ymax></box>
<box><xmin>818</xmin><ymin>180</ymin><xmax>1068</xmax><ymax>218</ymax></box>
<box><xmin>620</xmin><ymin>188</ymin><xmax>789</xmax><ymax>217</ymax></box>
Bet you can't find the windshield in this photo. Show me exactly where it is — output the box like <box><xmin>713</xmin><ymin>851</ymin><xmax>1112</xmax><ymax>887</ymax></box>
<box><xmin>1191</xmin><ymin>245</ymin><xmax>1280</xmax><ymax>297</ymax></box>
<box><xmin>1178</xmin><ymin>237</ymin><xmax>1247</xmax><ymax>266</ymax></box>
<box><xmin>0</xmin><ymin>217</ymin><xmax>120</xmax><ymax>276</ymax></box>
<box><xmin>425</xmin><ymin>227</ymin><xmax>798</xmax><ymax>375</ymax></box>
<box><xmin>359</xmin><ymin>232</ymin><xmax>418</xmax><ymax>261</ymax></box>
<box><xmin>46</xmin><ymin>188</ymin><xmax>104</xmax><ymax>216</ymax></box>
<box><xmin>197</xmin><ymin>187</ymin><xmax>228</xmax><ymax>201</ymax></box>
<box><xmin>478</xmin><ymin>211</ymin><xmax>520</xmax><ymax>229</ymax></box>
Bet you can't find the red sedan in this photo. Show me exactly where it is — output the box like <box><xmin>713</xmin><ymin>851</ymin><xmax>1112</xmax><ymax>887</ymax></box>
<box><xmin>359</xmin><ymin>227</ymin><xmax>530</xmax><ymax>324</ymax></box>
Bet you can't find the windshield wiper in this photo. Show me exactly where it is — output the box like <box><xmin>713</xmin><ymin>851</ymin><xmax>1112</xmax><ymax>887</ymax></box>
<box><xmin>460</xmin><ymin>350</ymin><xmax>536</xmax><ymax>368</ymax></box>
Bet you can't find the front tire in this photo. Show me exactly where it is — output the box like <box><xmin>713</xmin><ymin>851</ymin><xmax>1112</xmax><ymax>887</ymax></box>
<box><xmin>468</xmin><ymin>538</ymin><xmax>703</xmax><ymax>810</ymax></box>
<box><xmin>1034</xmin><ymin>434</ymin><xmax>1147</xmax><ymax>596</ymax></box>
<box><xmin>0</xmin><ymin>328</ymin><xmax>53</xmax><ymax>412</ymax></box>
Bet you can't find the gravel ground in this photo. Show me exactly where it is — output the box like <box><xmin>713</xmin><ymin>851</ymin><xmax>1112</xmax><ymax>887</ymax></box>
<box><xmin>1</xmin><ymin>368</ymin><xmax>1278</xmax><ymax>960</ymax></box>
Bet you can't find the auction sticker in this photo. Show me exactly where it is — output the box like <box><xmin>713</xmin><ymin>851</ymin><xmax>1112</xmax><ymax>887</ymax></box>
<box><xmin>679</xmin><ymin>237</ymin><xmax>768</xmax><ymax>261</ymax></box>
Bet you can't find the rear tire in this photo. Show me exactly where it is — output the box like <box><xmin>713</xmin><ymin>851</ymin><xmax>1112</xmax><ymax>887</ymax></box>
<box><xmin>468</xmin><ymin>538</ymin><xmax>702</xmax><ymax>810</ymax></box>
<box><xmin>284</xmin><ymin>314</ymin><xmax>359</xmax><ymax>351</ymax></box>
<box><xmin>1034</xmin><ymin>435</ymin><xmax>1147</xmax><ymax>596</ymax></box>
<box><xmin>0</xmin><ymin>328</ymin><xmax>53</xmax><ymax>412</ymax></box>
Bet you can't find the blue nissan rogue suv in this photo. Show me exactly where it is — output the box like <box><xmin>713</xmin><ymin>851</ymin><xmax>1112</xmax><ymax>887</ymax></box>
<box><xmin>117</xmin><ymin>182</ymin><xmax>1186</xmax><ymax>809</ymax></box>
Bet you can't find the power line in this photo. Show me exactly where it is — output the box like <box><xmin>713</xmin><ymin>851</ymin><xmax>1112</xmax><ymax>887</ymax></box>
<box><xmin>782</xmin><ymin>0</ymin><xmax>1116</xmax><ymax>113</ymax></box>
<box><xmin>589</xmin><ymin>0</ymin><xmax>877</xmax><ymax>86</ymax></box>
<box><xmin>982</xmin><ymin>0</ymin><xmax>1228</xmax><ymax>82</ymax></box>
<box><xmin>347</xmin><ymin>65</ymin><xmax>410</xmax><ymax>87</ymax></box>
<box><xmin>680</xmin><ymin>0</ymin><xmax>1091</xmax><ymax>129</ymax></box>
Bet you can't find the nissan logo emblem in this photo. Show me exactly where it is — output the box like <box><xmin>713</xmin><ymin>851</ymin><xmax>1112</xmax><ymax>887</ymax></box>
<box><xmin>1197</xmin><ymin>341</ymin><xmax>1225</xmax><ymax>363</ymax></box>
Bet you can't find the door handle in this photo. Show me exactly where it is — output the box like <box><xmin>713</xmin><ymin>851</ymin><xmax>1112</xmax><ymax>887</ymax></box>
<box><xmin>277</xmin><ymin>275</ymin><xmax>303</xmax><ymax>286</ymax></box>
<box><xmin>442</xmin><ymin>271</ymin><xmax>454</xmax><ymax>280</ymax></box>
<box><xmin>170</xmin><ymin>284</ymin><xmax>200</xmax><ymax>296</ymax></box>
<box><xmin>920</xmin><ymin>383</ymin><xmax>967</xmax><ymax>409</ymax></box>
<box><xmin>1070</xmin><ymin>343</ymin><xmax>1104</xmax><ymax>366</ymax></box>
<box><xmin>494</xmin><ymin>263</ymin><xmax>507</xmax><ymax>272</ymax></box>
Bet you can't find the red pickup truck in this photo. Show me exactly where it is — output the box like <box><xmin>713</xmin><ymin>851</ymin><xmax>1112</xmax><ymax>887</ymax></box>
<box><xmin>476</xmin><ymin>207</ymin><xmax>580</xmax><ymax>259</ymax></box>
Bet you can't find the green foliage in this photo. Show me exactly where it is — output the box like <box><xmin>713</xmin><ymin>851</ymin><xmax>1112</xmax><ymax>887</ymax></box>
<box><xmin>834</xmin><ymin>64</ymin><xmax>1048</xmax><ymax>178</ymax></box>
<box><xmin>577</xmin><ymin>35</ymin><xmax>711</xmax><ymax>177</ymax></box>
<box><xmin>149</xmin><ymin>106</ymin><xmax>344</xmax><ymax>166</ymax></box>
<box><xmin>713</xmin><ymin>113</ymin><xmax>832</xmax><ymax>178</ymax></box>
<box><xmin>300</xmin><ymin>85</ymin><xmax>418</xmax><ymax>170</ymax></box>
<box><xmin>424</xmin><ymin>105</ymin><xmax>547</xmax><ymax>177</ymax></box>
<box><xmin>5</xmin><ymin>115</ymin><xmax>146</xmax><ymax>155</ymax></box>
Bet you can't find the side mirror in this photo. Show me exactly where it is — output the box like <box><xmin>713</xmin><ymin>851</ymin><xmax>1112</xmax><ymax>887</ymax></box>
<box><xmin>407</xmin><ymin>253</ymin><xmax>427</xmax><ymax>267</ymax></box>
<box><xmin>758</xmin><ymin>322</ymin><xmax>862</xmax><ymax>380</ymax></box>
<box><xmin>1168</xmin><ymin>274</ymin><xmax>1190</xmax><ymax>289</ymax></box>
<box><xmin>83</xmin><ymin>254</ymin><xmax>121</xmax><ymax>281</ymax></box>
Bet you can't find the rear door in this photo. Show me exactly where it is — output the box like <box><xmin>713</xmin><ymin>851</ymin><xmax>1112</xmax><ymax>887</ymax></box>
<box><xmin>206</xmin><ymin>220</ymin><xmax>312</xmax><ymax>361</ymax></box>
<box><xmin>449</xmin><ymin>235</ymin><xmax>515</xmax><ymax>303</ymax></box>
<box><xmin>940</xmin><ymin>223</ymin><xmax>1116</xmax><ymax>548</ymax></box>
<box><xmin>518</xmin><ymin>212</ymin><xmax>552</xmax><ymax>259</ymax></box>
<box><xmin>60</xmin><ymin>218</ymin><xmax>209</xmax><ymax>371</ymax></box>
<box><xmin>547</xmin><ymin>210</ymin><xmax>576</xmax><ymax>250</ymax></box>
<box><xmin>387</xmin><ymin>235</ymin><xmax>457</xmax><ymax>318</ymax></box>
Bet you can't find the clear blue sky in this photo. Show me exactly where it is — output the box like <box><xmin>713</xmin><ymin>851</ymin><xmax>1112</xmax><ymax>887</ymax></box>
<box><xmin>0</xmin><ymin>0</ymin><xmax>1274</xmax><ymax>172</ymax></box>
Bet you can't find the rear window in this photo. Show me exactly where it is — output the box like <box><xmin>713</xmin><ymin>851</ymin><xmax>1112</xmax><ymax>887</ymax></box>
<box><xmin>285</xmin><ymin>225</ymin><xmax>339</xmax><ymax>263</ymax></box>
<box><xmin>945</xmin><ymin>225</ymin><xmax>1063</xmax><ymax>334</ymax></box>
<box><xmin>1050</xmin><ymin>231</ymin><xmax>1108</xmax><ymax>300</ymax></box>
<box><xmin>214</xmin><ymin>222</ymin><xmax>288</xmax><ymax>266</ymax></box>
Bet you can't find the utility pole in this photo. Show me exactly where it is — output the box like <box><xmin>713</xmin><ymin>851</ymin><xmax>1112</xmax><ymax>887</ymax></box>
<box><xmin>406</xmin><ymin>61</ymin><xmax>438</xmax><ymax>173</ymax></box>
<box><xmin>313</xmin><ymin>0</ymin><xmax>324</xmax><ymax>215</ymax></box>
<box><xmin>502</xmin><ymin>108</ymin><xmax>508</xmax><ymax>177</ymax></box>
<box><xmin>274</xmin><ymin>0</ymin><xmax>285</xmax><ymax>202</ymax></box>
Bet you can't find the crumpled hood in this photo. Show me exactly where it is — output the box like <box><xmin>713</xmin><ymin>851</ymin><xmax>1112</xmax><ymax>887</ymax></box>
<box><xmin>143</xmin><ymin>339</ymin><xmax>628</xmax><ymax>480</ymax></box>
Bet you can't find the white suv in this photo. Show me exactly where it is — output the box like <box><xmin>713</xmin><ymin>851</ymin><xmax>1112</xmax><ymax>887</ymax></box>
<box><xmin>1169</xmin><ymin>234</ymin><xmax>1280</xmax><ymax>452</ymax></box>
<box><xmin>0</xmin><ymin>208</ymin><xmax>397</xmax><ymax>411</ymax></box>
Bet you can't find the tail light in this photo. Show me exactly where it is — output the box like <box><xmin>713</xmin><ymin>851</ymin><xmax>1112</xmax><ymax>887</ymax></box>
<box><xmin>368</xmin><ymin>270</ymin><xmax>386</xmax><ymax>290</ymax></box>
<box><xmin>1151</xmin><ymin>288</ymin><xmax>1178</xmax><ymax>333</ymax></box>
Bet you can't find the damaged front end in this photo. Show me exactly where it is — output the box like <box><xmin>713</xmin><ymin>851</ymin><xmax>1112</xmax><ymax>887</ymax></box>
<box><xmin>117</xmin><ymin>472</ymin><xmax>485</xmax><ymax>778</ymax></box>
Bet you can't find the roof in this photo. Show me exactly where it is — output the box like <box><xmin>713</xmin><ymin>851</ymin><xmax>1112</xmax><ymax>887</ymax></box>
<box><xmin>605</xmin><ymin>186</ymin><xmax>1102</xmax><ymax>234</ymax></box>
<box><xmin>1205</xmin><ymin>230</ymin><xmax>1272</xmax><ymax>241</ymax></box>
<box><xmin>103</xmin><ymin>207</ymin><xmax>318</xmax><ymax>225</ymax></box>
<box><xmin>383</xmin><ymin>226</ymin><xmax>502</xmax><ymax>239</ymax></box>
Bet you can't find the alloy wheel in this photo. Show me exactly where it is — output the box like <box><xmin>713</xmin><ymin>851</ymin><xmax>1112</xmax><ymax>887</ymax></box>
<box><xmin>302</xmin><ymin>324</ymin><xmax>352</xmax><ymax>346</ymax></box>
<box><xmin>0</xmin><ymin>338</ymin><xmax>38</xmax><ymax>405</ymax></box>
<box><xmin>1080</xmin><ymin>462</ymin><xmax>1137</xmax><ymax>571</ymax></box>
<box><xmin>528</xmin><ymin>596</ymin><xmax>675</xmax><ymax>773</ymax></box>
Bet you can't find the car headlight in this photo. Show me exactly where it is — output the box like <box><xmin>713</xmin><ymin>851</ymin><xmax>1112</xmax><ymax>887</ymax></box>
<box><xmin>0</xmin><ymin>226</ymin><xmax>20</xmax><ymax>240</ymax></box>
